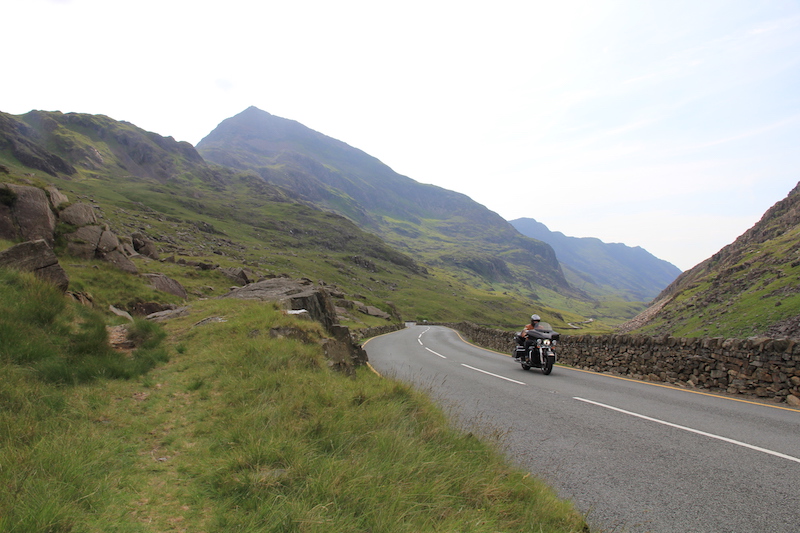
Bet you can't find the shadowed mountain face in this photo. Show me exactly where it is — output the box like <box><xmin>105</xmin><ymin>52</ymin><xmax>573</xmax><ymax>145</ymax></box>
<box><xmin>197</xmin><ymin>107</ymin><xmax>574</xmax><ymax>293</ymax></box>
<box><xmin>510</xmin><ymin>218</ymin><xmax>681</xmax><ymax>302</ymax></box>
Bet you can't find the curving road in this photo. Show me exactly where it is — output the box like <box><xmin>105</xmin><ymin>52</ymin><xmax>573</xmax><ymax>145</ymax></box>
<box><xmin>364</xmin><ymin>325</ymin><xmax>800</xmax><ymax>533</ymax></box>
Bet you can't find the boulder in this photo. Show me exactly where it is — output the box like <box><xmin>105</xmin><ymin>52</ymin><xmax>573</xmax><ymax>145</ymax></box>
<box><xmin>63</xmin><ymin>224</ymin><xmax>137</xmax><ymax>273</ymax></box>
<box><xmin>143</xmin><ymin>273</ymin><xmax>187</xmax><ymax>299</ymax></box>
<box><xmin>0</xmin><ymin>239</ymin><xmax>69</xmax><ymax>291</ymax></box>
<box><xmin>131</xmin><ymin>232</ymin><xmax>159</xmax><ymax>259</ymax></box>
<box><xmin>59</xmin><ymin>202</ymin><xmax>97</xmax><ymax>226</ymax></box>
<box><xmin>220</xmin><ymin>278</ymin><xmax>368</xmax><ymax>371</ymax></box>
<box><xmin>47</xmin><ymin>186</ymin><xmax>69</xmax><ymax>209</ymax></box>
<box><xmin>3</xmin><ymin>184</ymin><xmax>56</xmax><ymax>245</ymax></box>
<box><xmin>219</xmin><ymin>266</ymin><xmax>256</xmax><ymax>286</ymax></box>
<box><xmin>97</xmin><ymin>229</ymin><xmax>120</xmax><ymax>253</ymax></box>
<box><xmin>322</xmin><ymin>324</ymin><xmax>368</xmax><ymax>374</ymax></box>
<box><xmin>130</xmin><ymin>301</ymin><xmax>177</xmax><ymax>316</ymax></box>
<box><xmin>359</xmin><ymin>304</ymin><xmax>391</xmax><ymax>320</ymax></box>
<box><xmin>146</xmin><ymin>306</ymin><xmax>189</xmax><ymax>322</ymax></box>
<box><xmin>0</xmin><ymin>201</ymin><xmax>17</xmax><ymax>241</ymax></box>
<box><xmin>65</xmin><ymin>225</ymin><xmax>104</xmax><ymax>259</ymax></box>
<box><xmin>221</xmin><ymin>278</ymin><xmax>338</xmax><ymax>332</ymax></box>
<box><xmin>100</xmin><ymin>249</ymin><xmax>138</xmax><ymax>274</ymax></box>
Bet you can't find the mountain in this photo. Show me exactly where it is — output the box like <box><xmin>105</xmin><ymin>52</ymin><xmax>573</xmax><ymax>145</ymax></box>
<box><xmin>510</xmin><ymin>218</ymin><xmax>681</xmax><ymax>302</ymax></box>
<box><xmin>1</xmin><ymin>108</ymin><xmax>594</xmax><ymax>328</ymax></box>
<box><xmin>620</xmin><ymin>181</ymin><xmax>800</xmax><ymax>339</ymax></box>
<box><xmin>196</xmin><ymin>106</ymin><xmax>575</xmax><ymax>295</ymax></box>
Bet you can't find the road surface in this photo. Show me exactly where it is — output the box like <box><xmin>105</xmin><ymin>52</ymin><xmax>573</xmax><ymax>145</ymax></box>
<box><xmin>364</xmin><ymin>325</ymin><xmax>800</xmax><ymax>533</ymax></box>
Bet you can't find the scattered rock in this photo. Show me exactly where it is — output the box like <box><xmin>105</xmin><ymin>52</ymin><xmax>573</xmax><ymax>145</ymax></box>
<box><xmin>359</xmin><ymin>304</ymin><xmax>391</xmax><ymax>320</ymax></box>
<box><xmin>219</xmin><ymin>266</ymin><xmax>256</xmax><ymax>286</ymax></box>
<box><xmin>109</xmin><ymin>305</ymin><xmax>134</xmax><ymax>322</ymax></box>
<box><xmin>130</xmin><ymin>302</ymin><xmax>177</xmax><ymax>316</ymax></box>
<box><xmin>193</xmin><ymin>316</ymin><xmax>227</xmax><ymax>327</ymax></box>
<box><xmin>131</xmin><ymin>232</ymin><xmax>160</xmax><ymax>260</ymax></box>
<box><xmin>67</xmin><ymin>291</ymin><xmax>94</xmax><ymax>306</ymax></box>
<box><xmin>143</xmin><ymin>273</ymin><xmax>187</xmax><ymax>299</ymax></box>
<box><xmin>147</xmin><ymin>306</ymin><xmax>189</xmax><ymax>322</ymax></box>
<box><xmin>107</xmin><ymin>324</ymin><xmax>135</xmax><ymax>352</ymax></box>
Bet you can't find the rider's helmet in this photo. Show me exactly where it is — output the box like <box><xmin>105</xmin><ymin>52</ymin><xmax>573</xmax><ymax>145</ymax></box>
<box><xmin>530</xmin><ymin>314</ymin><xmax>540</xmax><ymax>322</ymax></box>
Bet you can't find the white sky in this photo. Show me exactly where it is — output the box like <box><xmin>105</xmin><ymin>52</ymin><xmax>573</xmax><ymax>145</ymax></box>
<box><xmin>5</xmin><ymin>0</ymin><xmax>800</xmax><ymax>271</ymax></box>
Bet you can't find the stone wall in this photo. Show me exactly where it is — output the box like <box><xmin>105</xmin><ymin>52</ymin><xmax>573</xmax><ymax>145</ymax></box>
<box><xmin>354</xmin><ymin>323</ymin><xmax>406</xmax><ymax>340</ymax></box>
<box><xmin>437</xmin><ymin>322</ymin><xmax>800</xmax><ymax>406</ymax></box>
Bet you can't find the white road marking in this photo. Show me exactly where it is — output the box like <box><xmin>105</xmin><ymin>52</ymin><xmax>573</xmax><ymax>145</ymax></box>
<box><xmin>462</xmin><ymin>364</ymin><xmax>526</xmax><ymax>385</ymax></box>
<box><xmin>574</xmin><ymin>397</ymin><xmax>800</xmax><ymax>465</ymax></box>
<box><xmin>425</xmin><ymin>347</ymin><xmax>447</xmax><ymax>359</ymax></box>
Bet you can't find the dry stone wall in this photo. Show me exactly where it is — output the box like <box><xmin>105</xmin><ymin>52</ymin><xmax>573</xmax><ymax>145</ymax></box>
<box><xmin>437</xmin><ymin>322</ymin><xmax>800</xmax><ymax>406</ymax></box>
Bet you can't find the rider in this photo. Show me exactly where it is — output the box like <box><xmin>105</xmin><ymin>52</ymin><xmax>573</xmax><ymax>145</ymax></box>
<box><xmin>515</xmin><ymin>314</ymin><xmax>541</xmax><ymax>360</ymax></box>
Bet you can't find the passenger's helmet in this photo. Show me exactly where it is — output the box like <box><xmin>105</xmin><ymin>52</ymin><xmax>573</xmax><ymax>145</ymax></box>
<box><xmin>531</xmin><ymin>314</ymin><xmax>541</xmax><ymax>321</ymax></box>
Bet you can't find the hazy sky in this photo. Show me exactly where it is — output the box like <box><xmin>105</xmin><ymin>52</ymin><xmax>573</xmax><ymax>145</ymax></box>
<box><xmin>5</xmin><ymin>0</ymin><xmax>800</xmax><ymax>270</ymax></box>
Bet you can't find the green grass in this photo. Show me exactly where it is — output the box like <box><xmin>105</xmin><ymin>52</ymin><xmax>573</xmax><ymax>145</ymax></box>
<box><xmin>0</xmin><ymin>268</ymin><xmax>169</xmax><ymax>383</ymax></box>
<box><xmin>634</xmin><ymin>224</ymin><xmax>800</xmax><ymax>338</ymax></box>
<box><xmin>0</xmin><ymin>273</ymin><xmax>589</xmax><ymax>532</ymax></box>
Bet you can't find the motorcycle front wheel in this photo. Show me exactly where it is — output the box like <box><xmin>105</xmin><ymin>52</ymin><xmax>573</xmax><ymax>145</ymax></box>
<box><xmin>541</xmin><ymin>355</ymin><xmax>554</xmax><ymax>375</ymax></box>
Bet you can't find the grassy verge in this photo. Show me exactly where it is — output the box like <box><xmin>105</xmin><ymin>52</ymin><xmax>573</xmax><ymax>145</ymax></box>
<box><xmin>1</xmin><ymin>271</ymin><xmax>589</xmax><ymax>532</ymax></box>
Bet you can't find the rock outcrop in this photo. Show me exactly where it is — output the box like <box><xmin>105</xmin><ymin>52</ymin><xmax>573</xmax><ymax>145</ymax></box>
<box><xmin>0</xmin><ymin>239</ymin><xmax>69</xmax><ymax>291</ymax></box>
<box><xmin>143</xmin><ymin>273</ymin><xmax>187</xmax><ymax>299</ymax></box>
<box><xmin>0</xmin><ymin>183</ymin><xmax>56</xmax><ymax>245</ymax></box>
<box><xmin>63</xmin><ymin>219</ymin><xmax>138</xmax><ymax>274</ymax></box>
<box><xmin>221</xmin><ymin>278</ymin><xmax>339</xmax><ymax>332</ymax></box>
<box><xmin>131</xmin><ymin>232</ymin><xmax>160</xmax><ymax>260</ymax></box>
<box><xmin>220</xmin><ymin>277</ymin><xmax>369</xmax><ymax>372</ymax></box>
<box><xmin>0</xmin><ymin>183</ymin><xmax>139</xmax><ymax>274</ymax></box>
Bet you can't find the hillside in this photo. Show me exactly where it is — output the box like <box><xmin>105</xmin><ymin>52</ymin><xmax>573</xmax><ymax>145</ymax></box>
<box><xmin>196</xmin><ymin>107</ymin><xmax>575</xmax><ymax>296</ymax></box>
<box><xmin>510</xmin><ymin>218</ymin><xmax>682</xmax><ymax>302</ymax></box>
<box><xmin>0</xmin><ymin>108</ymin><xmax>604</xmax><ymax>329</ymax></box>
<box><xmin>620</xmin><ymin>181</ymin><xmax>800</xmax><ymax>339</ymax></box>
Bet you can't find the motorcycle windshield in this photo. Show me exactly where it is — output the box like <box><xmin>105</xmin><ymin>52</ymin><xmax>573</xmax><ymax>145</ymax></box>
<box><xmin>530</xmin><ymin>322</ymin><xmax>559</xmax><ymax>340</ymax></box>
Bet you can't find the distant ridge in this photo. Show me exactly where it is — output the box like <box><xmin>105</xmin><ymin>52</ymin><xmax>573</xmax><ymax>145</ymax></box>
<box><xmin>510</xmin><ymin>218</ymin><xmax>681</xmax><ymax>302</ymax></box>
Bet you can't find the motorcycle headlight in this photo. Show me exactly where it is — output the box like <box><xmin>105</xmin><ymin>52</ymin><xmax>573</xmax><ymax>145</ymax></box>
<box><xmin>544</xmin><ymin>339</ymin><xmax>551</xmax><ymax>346</ymax></box>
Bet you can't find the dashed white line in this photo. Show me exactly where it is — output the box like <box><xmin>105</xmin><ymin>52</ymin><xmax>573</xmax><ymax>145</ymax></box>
<box><xmin>425</xmin><ymin>347</ymin><xmax>447</xmax><ymax>359</ymax></box>
<box><xmin>574</xmin><ymin>397</ymin><xmax>800</xmax><ymax>465</ymax></box>
<box><xmin>461</xmin><ymin>364</ymin><xmax>526</xmax><ymax>385</ymax></box>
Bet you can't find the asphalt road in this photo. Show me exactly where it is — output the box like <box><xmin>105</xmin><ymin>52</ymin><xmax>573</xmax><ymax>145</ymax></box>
<box><xmin>364</xmin><ymin>325</ymin><xmax>800</xmax><ymax>533</ymax></box>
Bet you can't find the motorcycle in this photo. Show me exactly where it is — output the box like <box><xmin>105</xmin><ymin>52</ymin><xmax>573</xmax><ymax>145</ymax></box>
<box><xmin>512</xmin><ymin>322</ymin><xmax>560</xmax><ymax>374</ymax></box>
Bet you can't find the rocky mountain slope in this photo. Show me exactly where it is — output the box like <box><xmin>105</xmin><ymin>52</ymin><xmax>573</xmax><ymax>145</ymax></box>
<box><xmin>0</xmin><ymin>106</ymin><xmax>673</xmax><ymax>326</ymax></box>
<box><xmin>620</xmin><ymin>181</ymin><xmax>800</xmax><ymax>339</ymax></box>
<box><xmin>510</xmin><ymin>217</ymin><xmax>681</xmax><ymax>301</ymax></box>
<box><xmin>1</xmin><ymin>109</ymin><xmax>589</xmax><ymax>328</ymax></box>
<box><xmin>196</xmin><ymin>107</ymin><xmax>574</xmax><ymax>295</ymax></box>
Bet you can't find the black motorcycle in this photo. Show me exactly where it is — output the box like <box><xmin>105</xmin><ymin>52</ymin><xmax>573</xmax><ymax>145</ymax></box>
<box><xmin>513</xmin><ymin>322</ymin><xmax>559</xmax><ymax>374</ymax></box>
